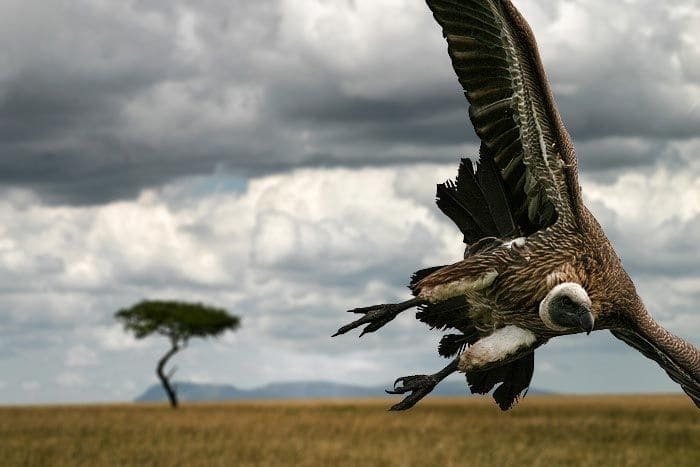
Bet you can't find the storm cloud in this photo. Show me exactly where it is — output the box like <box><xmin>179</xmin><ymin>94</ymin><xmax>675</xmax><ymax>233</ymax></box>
<box><xmin>1</xmin><ymin>0</ymin><xmax>699</xmax><ymax>204</ymax></box>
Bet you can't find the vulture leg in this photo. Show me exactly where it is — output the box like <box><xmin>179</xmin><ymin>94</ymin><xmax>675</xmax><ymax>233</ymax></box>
<box><xmin>332</xmin><ymin>298</ymin><xmax>423</xmax><ymax>337</ymax></box>
<box><xmin>386</xmin><ymin>358</ymin><xmax>459</xmax><ymax>411</ymax></box>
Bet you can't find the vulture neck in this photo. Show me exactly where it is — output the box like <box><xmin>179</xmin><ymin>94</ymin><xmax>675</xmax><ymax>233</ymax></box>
<box><xmin>626</xmin><ymin>301</ymin><xmax>700</xmax><ymax>382</ymax></box>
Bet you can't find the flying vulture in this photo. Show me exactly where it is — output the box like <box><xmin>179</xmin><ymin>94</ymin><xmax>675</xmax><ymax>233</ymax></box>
<box><xmin>333</xmin><ymin>0</ymin><xmax>700</xmax><ymax>411</ymax></box>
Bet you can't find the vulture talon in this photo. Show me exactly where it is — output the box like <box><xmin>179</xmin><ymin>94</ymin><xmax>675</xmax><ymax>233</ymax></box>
<box><xmin>331</xmin><ymin>304</ymin><xmax>397</xmax><ymax>337</ymax></box>
<box><xmin>386</xmin><ymin>375</ymin><xmax>438</xmax><ymax>411</ymax></box>
<box><xmin>385</xmin><ymin>359</ymin><xmax>459</xmax><ymax>410</ymax></box>
<box><xmin>332</xmin><ymin>299</ymin><xmax>422</xmax><ymax>337</ymax></box>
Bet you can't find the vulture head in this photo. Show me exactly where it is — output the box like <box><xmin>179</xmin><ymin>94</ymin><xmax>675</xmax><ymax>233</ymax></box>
<box><xmin>539</xmin><ymin>283</ymin><xmax>594</xmax><ymax>335</ymax></box>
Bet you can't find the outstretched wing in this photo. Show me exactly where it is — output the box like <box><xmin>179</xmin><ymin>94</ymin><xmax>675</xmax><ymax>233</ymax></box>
<box><xmin>427</xmin><ymin>0</ymin><xmax>584</xmax><ymax>233</ymax></box>
<box><xmin>611</xmin><ymin>329</ymin><xmax>700</xmax><ymax>409</ymax></box>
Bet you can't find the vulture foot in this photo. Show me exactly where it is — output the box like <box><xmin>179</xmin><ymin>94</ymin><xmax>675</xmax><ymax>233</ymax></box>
<box><xmin>386</xmin><ymin>375</ymin><xmax>438</xmax><ymax>411</ymax></box>
<box><xmin>332</xmin><ymin>298</ymin><xmax>421</xmax><ymax>337</ymax></box>
<box><xmin>386</xmin><ymin>358</ymin><xmax>460</xmax><ymax>411</ymax></box>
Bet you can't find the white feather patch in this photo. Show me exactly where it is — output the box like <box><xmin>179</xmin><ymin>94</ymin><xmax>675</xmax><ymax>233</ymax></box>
<box><xmin>503</xmin><ymin>237</ymin><xmax>526</xmax><ymax>249</ymax></box>
<box><xmin>422</xmin><ymin>269</ymin><xmax>498</xmax><ymax>302</ymax></box>
<box><xmin>459</xmin><ymin>326</ymin><xmax>536</xmax><ymax>372</ymax></box>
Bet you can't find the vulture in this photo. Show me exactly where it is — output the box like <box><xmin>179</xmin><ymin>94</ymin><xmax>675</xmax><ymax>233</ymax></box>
<box><xmin>333</xmin><ymin>0</ymin><xmax>700</xmax><ymax>411</ymax></box>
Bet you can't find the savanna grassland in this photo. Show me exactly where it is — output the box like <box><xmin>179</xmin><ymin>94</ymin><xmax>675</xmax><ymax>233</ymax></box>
<box><xmin>0</xmin><ymin>395</ymin><xmax>697</xmax><ymax>467</ymax></box>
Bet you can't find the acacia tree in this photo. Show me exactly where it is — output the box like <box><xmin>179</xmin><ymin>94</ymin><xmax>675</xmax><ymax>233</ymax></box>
<box><xmin>115</xmin><ymin>300</ymin><xmax>240</xmax><ymax>408</ymax></box>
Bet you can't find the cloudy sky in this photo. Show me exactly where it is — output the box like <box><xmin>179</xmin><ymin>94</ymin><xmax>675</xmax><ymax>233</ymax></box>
<box><xmin>1</xmin><ymin>0</ymin><xmax>699</xmax><ymax>405</ymax></box>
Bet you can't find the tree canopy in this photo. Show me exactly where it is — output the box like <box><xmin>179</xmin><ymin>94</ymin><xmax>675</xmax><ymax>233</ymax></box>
<box><xmin>115</xmin><ymin>300</ymin><xmax>240</xmax><ymax>344</ymax></box>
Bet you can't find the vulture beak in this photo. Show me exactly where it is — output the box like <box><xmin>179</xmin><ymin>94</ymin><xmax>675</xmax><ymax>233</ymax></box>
<box><xmin>578</xmin><ymin>309</ymin><xmax>595</xmax><ymax>335</ymax></box>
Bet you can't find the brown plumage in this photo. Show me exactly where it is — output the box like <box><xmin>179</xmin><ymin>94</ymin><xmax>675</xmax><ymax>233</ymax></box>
<box><xmin>333</xmin><ymin>0</ymin><xmax>700</xmax><ymax>411</ymax></box>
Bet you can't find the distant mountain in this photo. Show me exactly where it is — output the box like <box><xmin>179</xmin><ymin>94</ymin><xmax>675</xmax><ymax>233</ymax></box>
<box><xmin>135</xmin><ymin>380</ymin><xmax>551</xmax><ymax>402</ymax></box>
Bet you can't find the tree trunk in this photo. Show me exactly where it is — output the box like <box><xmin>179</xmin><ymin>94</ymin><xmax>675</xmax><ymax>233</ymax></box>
<box><xmin>156</xmin><ymin>341</ymin><xmax>180</xmax><ymax>409</ymax></box>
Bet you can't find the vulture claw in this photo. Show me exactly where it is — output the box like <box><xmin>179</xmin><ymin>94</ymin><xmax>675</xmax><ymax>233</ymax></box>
<box><xmin>332</xmin><ymin>303</ymin><xmax>402</xmax><ymax>337</ymax></box>
<box><xmin>386</xmin><ymin>374</ymin><xmax>437</xmax><ymax>411</ymax></box>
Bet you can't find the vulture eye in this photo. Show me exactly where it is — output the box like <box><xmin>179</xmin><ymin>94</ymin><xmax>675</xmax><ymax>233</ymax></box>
<box><xmin>561</xmin><ymin>296</ymin><xmax>573</xmax><ymax>306</ymax></box>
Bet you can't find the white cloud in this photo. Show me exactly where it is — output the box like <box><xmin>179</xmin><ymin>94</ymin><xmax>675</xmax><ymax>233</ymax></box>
<box><xmin>0</xmin><ymin>164</ymin><xmax>461</xmax><ymax>302</ymax></box>
<box><xmin>64</xmin><ymin>344</ymin><xmax>99</xmax><ymax>368</ymax></box>
<box><xmin>56</xmin><ymin>372</ymin><xmax>87</xmax><ymax>388</ymax></box>
<box><xmin>277</xmin><ymin>0</ymin><xmax>449</xmax><ymax>98</ymax></box>
<box><xmin>86</xmin><ymin>325</ymin><xmax>150</xmax><ymax>351</ymax></box>
<box><xmin>584</xmin><ymin>166</ymin><xmax>700</xmax><ymax>224</ymax></box>
<box><xmin>1</xmin><ymin>158</ymin><xmax>700</xmax><ymax>402</ymax></box>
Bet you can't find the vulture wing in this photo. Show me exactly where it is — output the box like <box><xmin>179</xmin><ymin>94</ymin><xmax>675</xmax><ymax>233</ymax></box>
<box><xmin>611</xmin><ymin>329</ymin><xmax>700</xmax><ymax>409</ymax></box>
<box><xmin>427</xmin><ymin>0</ymin><xmax>584</xmax><ymax>236</ymax></box>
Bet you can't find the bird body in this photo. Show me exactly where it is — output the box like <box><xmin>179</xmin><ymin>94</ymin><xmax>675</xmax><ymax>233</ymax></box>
<box><xmin>416</xmin><ymin>214</ymin><xmax>617</xmax><ymax>336</ymax></box>
<box><xmin>333</xmin><ymin>0</ymin><xmax>700</xmax><ymax>411</ymax></box>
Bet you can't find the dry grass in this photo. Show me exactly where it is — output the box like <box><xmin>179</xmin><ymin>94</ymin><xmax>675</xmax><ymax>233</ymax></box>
<box><xmin>0</xmin><ymin>395</ymin><xmax>697</xmax><ymax>467</ymax></box>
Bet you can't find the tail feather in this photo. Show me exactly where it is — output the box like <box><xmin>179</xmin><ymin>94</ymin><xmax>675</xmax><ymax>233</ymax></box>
<box><xmin>454</xmin><ymin>159</ymin><xmax>498</xmax><ymax>234</ymax></box>
<box><xmin>411</xmin><ymin>268</ymin><xmax>479</xmax><ymax>342</ymax></box>
<box><xmin>438</xmin><ymin>333</ymin><xmax>476</xmax><ymax>358</ymax></box>
<box><xmin>466</xmin><ymin>352</ymin><xmax>535</xmax><ymax>411</ymax></box>
<box><xmin>436</xmin><ymin>145</ymin><xmax>522</xmax><ymax>245</ymax></box>
<box><xmin>416</xmin><ymin>296</ymin><xmax>474</xmax><ymax>334</ymax></box>
<box><xmin>475</xmin><ymin>149</ymin><xmax>518</xmax><ymax>236</ymax></box>
<box><xmin>436</xmin><ymin>181</ymin><xmax>493</xmax><ymax>243</ymax></box>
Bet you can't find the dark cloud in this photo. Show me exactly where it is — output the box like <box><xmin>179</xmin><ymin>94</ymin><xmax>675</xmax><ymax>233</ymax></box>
<box><xmin>1</xmin><ymin>0</ymin><xmax>698</xmax><ymax>204</ymax></box>
<box><xmin>575</xmin><ymin>138</ymin><xmax>680</xmax><ymax>173</ymax></box>
<box><xmin>618</xmin><ymin>215</ymin><xmax>700</xmax><ymax>278</ymax></box>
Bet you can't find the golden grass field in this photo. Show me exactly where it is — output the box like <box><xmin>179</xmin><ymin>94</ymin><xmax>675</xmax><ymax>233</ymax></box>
<box><xmin>0</xmin><ymin>395</ymin><xmax>697</xmax><ymax>467</ymax></box>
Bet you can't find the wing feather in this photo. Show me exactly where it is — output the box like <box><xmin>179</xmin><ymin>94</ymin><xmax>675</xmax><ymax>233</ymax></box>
<box><xmin>466</xmin><ymin>352</ymin><xmax>535</xmax><ymax>410</ymax></box>
<box><xmin>426</xmin><ymin>0</ymin><xmax>583</xmax><ymax>232</ymax></box>
<box><xmin>611</xmin><ymin>329</ymin><xmax>700</xmax><ymax>408</ymax></box>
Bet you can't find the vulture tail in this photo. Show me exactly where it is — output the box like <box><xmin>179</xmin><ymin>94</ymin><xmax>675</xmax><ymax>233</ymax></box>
<box><xmin>436</xmin><ymin>144</ymin><xmax>519</xmax><ymax>245</ymax></box>
<box><xmin>467</xmin><ymin>352</ymin><xmax>535</xmax><ymax>411</ymax></box>
<box><xmin>438</xmin><ymin>333</ymin><xmax>474</xmax><ymax>358</ymax></box>
<box><xmin>415</xmin><ymin>296</ymin><xmax>476</xmax><ymax>336</ymax></box>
